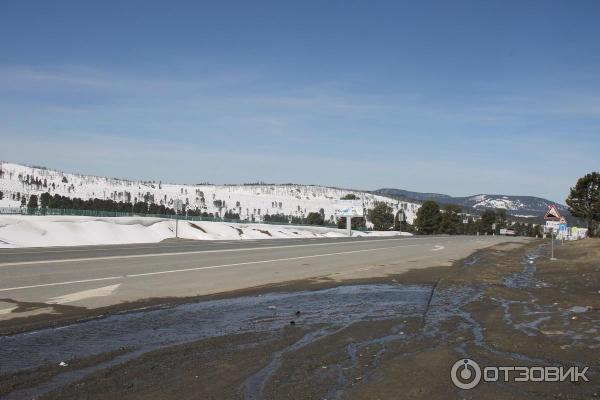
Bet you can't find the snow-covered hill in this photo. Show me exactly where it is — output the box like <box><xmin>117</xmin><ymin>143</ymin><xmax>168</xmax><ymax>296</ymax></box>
<box><xmin>0</xmin><ymin>162</ymin><xmax>419</xmax><ymax>225</ymax></box>
<box><xmin>465</xmin><ymin>194</ymin><xmax>567</xmax><ymax>216</ymax></box>
<box><xmin>376</xmin><ymin>188</ymin><xmax>568</xmax><ymax>219</ymax></box>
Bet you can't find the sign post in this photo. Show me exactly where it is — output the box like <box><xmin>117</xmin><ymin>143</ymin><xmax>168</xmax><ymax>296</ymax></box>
<box><xmin>544</xmin><ymin>205</ymin><xmax>562</xmax><ymax>261</ymax></box>
<box><xmin>346</xmin><ymin>215</ymin><xmax>352</xmax><ymax>236</ymax></box>
<box><xmin>550</xmin><ymin>229</ymin><xmax>556</xmax><ymax>260</ymax></box>
<box><xmin>174</xmin><ymin>199</ymin><xmax>184</xmax><ymax>239</ymax></box>
<box><xmin>334</xmin><ymin>200</ymin><xmax>362</xmax><ymax>237</ymax></box>
<box><xmin>397</xmin><ymin>210</ymin><xmax>406</xmax><ymax>232</ymax></box>
<box><xmin>558</xmin><ymin>217</ymin><xmax>567</xmax><ymax>244</ymax></box>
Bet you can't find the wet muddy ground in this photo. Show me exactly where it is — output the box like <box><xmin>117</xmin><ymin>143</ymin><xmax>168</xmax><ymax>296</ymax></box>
<box><xmin>1</xmin><ymin>239</ymin><xmax>599</xmax><ymax>399</ymax></box>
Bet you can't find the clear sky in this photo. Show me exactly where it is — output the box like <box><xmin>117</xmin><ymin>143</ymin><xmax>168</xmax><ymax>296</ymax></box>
<box><xmin>1</xmin><ymin>1</ymin><xmax>599</xmax><ymax>202</ymax></box>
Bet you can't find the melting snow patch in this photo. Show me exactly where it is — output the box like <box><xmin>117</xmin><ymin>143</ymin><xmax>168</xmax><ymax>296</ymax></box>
<box><xmin>0</xmin><ymin>215</ymin><xmax>410</xmax><ymax>248</ymax></box>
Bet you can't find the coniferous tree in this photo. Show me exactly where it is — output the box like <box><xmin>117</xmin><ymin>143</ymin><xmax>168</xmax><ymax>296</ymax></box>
<box><xmin>27</xmin><ymin>194</ymin><xmax>38</xmax><ymax>210</ymax></box>
<box><xmin>495</xmin><ymin>209</ymin><xmax>508</xmax><ymax>231</ymax></box>
<box><xmin>566</xmin><ymin>172</ymin><xmax>600</xmax><ymax>237</ymax></box>
<box><xmin>133</xmin><ymin>201</ymin><xmax>148</xmax><ymax>214</ymax></box>
<box><xmin>414</xmin><ymin>201</ymin><xmax>442</xmax><ymax>234</ymax></box>
<box><xmin>40</xmin><ymin>192</ymin><xmax>51</xmax><ymax>208</ymax></box>
<box><xmin>337</xmin><ymin>217</ymin><xmax>366</xmax><ymax>230</ymax></box>
<box><xmin>512</xmin><ymin>222</ymin><xmax>523</xmax><ymax>236</ymax></box>
<box><xmin>306</xmin><ymin>212</ymin><xmax>324</xmax><ymax>225</ymax></box>
<box><xmin>440</xmin><ymin>204</ymin><xmax>463</xmax><ymax>235</ymax></box>
<box><xmin>464</xmin><ymin>217</ymin><xmax>477</xmax><ymax>235</ymax></box>
<box><xmin>480</xmin><ymin>210</ymin><xmax>496</xmax><ymax>235</ymax></box>
<box><xmin>367</xmin><ymin>203</ymin><xmax>395</xmax><ymax>231</ymax></box>
<box><xmin>223</xmin><ymin>210</ymin><xmax>241</xmax><ymax>220</ymax></box>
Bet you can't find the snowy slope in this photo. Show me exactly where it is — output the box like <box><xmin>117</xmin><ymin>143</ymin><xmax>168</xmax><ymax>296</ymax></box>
<box><xmin>0</xmin><ymin>215</ymin><xmax>409</xmax><ymax>248</ymax></box>
<box><xmin>376</xmin><ymin>188</ymin><xmax>567</xmax><ymax>219</ymax></box>
<box><xmin>0</xmin><ymin>162</ymin><xmax>419</xmax><ymax>224</ymax></box>
<box><xmin>466</xmin><ymin>194</ymin><xmax>568</xmax><ymax>214</ymax></box>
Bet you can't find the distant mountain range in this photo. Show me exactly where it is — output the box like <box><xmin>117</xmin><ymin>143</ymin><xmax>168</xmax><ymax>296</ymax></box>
<box><xmin>375</xmin><ymin>188</ymin><xmax>570</xmax><ymax>221</ymax></box>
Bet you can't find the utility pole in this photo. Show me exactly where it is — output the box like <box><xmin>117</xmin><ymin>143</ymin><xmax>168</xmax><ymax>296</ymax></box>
<box><xmin>346</xmin><ymin>217</ymin><xmax>352</xmax><ymax>237</ymax></box>
<box><xmin>174</xmin><ymin>198</ymin><xmax>183</xmax><ymax>239</ymax></box>
<box><xmin>550</xmin><ymin>229</ymin><xmax>556</xmax><ymax>261</ymax></box>
<box><xmin>398</xmin><ymin>209</ymin><xmax>406</xmax><ymax>232</ymax></box>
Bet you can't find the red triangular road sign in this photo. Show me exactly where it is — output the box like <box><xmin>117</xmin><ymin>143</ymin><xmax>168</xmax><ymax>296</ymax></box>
<box><xmin>544</xmin><ymin>205</ymin><xmax>562</xmax><ymax>221</ymax></box>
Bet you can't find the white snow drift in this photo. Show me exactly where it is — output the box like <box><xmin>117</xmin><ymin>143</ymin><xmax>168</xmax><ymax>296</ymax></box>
<box><xmin>0</xmin><ymin>215</ymin><xmax>410</xmax><ymax>248</ymax></box>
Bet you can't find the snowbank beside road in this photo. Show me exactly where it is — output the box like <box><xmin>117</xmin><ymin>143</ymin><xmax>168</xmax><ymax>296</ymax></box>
<box><xmin>0</xmin><ymin>215</ymin><xmax>410</xmax><ymax>248</ymax></box>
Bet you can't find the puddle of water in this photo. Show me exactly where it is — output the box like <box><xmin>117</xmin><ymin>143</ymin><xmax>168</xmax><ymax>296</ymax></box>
<box><xmin>513</xmin><ymin>316</ymin><xmax>552</xmax><ymax>336</ymax></box>
<box><xmin>568</xmin><ymin>306</ymin><xmax>591</xmax><ymax>314</ymax></box>
<box><xmin>243</xmin><ymin>325</ymin><xmax>349</xmax><ymax>400</ymax></box>
<box><xmin>495</xmin><ymin>248</ymin><xmax>599</xmax><ymax>351</ymax></box>
<box><xmin>463</xmin><ymin>256</ymin><xmax>480</xmax><ymax>267</ymax></box>
<box><xmin>0</xmin><ymin>284</ymin><xmax>431</xmax><ymax>376</ymax></box>
<box><xmin>503</xmin><ymin>250</ymin><xmax>547</xmax><ymax>289</ymax></box>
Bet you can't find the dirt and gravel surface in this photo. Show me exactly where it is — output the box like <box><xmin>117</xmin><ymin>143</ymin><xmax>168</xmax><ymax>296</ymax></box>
<box><xmin>1</xmin><ymin>238</ymin><xmax>599</xmax><ymax>399</ymax></box>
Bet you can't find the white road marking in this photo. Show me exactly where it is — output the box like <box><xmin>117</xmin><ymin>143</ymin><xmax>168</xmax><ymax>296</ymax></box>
<box><xmin>126</xmin><ymin>244</ymin><xmax>418</xmax><ymax>278</ymax></box>
<box><xmin>0</xmin><ymin>306</ymin><xmax>18</xmax><ymax>315</ymax></box>
<box><xmin>0</xmin><ymin>240</ymin><xmax>265</xmax><ymax>255</ymax></box>
<box><xmin>0</xmin><ymin>235</ymin><xmax>464</xmax><ymax>256</ymax></box>
<box><xmin>0</xmin><ymin>242</ymin><xmax>213</xmax><ymax>255</ymax></box>
<box><xmin>0</xmin><ymin>276</ymin><xmax>123</xmax><ymax>292</ymax></box>
<box><xmin>47</xmin><ymin>284</ymin><xmax>122</xmax><ymax>304</ymax></box>
<box><xmin>0</xmin><ymin>236</ymin><xmax>457</xmax><ymax>267</ymax></box>
<box><xmin>432</xmin><ymin>245</ymin><xmax>445</xmax><ymax>252</ymax></box>
<box><xmin>0</xmin><ymin>243</ymin><xmax>419</xmax><ymax>292</ymax></box>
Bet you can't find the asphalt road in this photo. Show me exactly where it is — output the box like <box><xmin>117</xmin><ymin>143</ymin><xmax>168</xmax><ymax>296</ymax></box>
<box><xmin>0</xmin><ymin>235</ymin><xmax>529</xmax><ymax>318</ymax></box>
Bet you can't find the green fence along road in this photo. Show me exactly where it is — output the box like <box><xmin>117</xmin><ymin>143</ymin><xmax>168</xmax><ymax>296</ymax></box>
<box><xmin>0</xmin><ymin>207</ymin><xmax>361</xmax><ymax>230</ymax></box>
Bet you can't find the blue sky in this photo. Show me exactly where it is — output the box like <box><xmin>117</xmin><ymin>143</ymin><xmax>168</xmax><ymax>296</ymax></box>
<box><xmin>1</xmin><ymin>1</ymin><xmax>599</xmax><ymax>202</ymax></box>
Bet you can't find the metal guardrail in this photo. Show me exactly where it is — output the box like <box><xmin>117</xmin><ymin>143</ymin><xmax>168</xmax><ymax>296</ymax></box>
<box><xmin>0</xmin><ymin>207</ymin><xmax>354</xmax><ymax>230</ymax></box>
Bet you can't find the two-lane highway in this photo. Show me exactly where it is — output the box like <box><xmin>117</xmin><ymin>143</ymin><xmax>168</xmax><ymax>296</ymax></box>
<box><xmin>0</xmin><ymin>235</ymin><xmax>529</xmax><ymax>318</ymax></box>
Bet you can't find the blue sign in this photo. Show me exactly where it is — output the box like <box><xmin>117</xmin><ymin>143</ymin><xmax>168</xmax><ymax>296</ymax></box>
<box><xmin>559</xmin><ymin>223</ymin><xmax>567</xmax><ymax>232</ymax></box>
